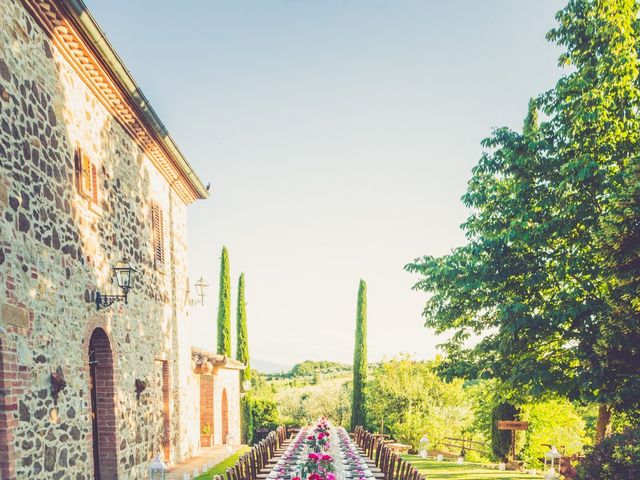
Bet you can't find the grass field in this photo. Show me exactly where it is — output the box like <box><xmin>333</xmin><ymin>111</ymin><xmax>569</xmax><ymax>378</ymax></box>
<box><xmin>194</xmin><ymin>446</ymin><xmax>251</xmax><ymax>480</ymax></box>
<box><xmin>403</xmin><ymin>456</ymin><xmax>543</xmax><ymax>480</ymax></box>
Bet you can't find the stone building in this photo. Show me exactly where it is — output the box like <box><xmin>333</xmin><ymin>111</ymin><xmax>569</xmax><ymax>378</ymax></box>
<box><xmin>0</xmin><ymin>0</ymin><xmax>243</xmax><ymax>478</ymax></box>
<box><xmin>192</xmin><ymin>349</ymin><xmax>244</xmax><ymax>448</ymax></box>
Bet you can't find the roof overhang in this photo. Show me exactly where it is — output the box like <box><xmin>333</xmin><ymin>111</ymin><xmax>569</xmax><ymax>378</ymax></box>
<box><xmin>19</xmin><ymin>0</ymin><xmax>209</xmax><ymax>204</ymax></box>
<box><xmin>192</xmin><ymin>347</ymin><xmax>246</xmax><ymax>372</ymax></box>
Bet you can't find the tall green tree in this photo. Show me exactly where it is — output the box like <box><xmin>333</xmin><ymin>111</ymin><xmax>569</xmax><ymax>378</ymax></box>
<box><xmin>236</xmin><ymin>273</ymin><xmax>251</xmax><ymax>383</ymax></box>
<box><xmin>216</xmin><ymin>246</ymin><xmax>232</xmax><ymax>356</ymax></box>
<box><xmin>492</xmin><ymin>403</ymin><xmax>520</xmax><ymax>462</ymax></box>
<box><xmin>406</xmin><ymin>0</ymin><xmax>640</xmax><ymax>443</ymax></box>
<box><xmin>351</xmin><ymin>279</ymin><xmax>368</xmax><ymax>430</ymax></box>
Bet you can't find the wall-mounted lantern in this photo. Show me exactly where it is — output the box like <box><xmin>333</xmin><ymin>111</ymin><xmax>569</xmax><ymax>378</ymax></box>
<box><xmin>95</xmin><ymin>259</ymin><xmax>136</xmax><ymax>310</ymax></box>
<box><xmin>194</xmin><ymin>276</ymin><xmax>209</xmax><ymax>306</ymax></box>
<box><xmin>187</xmin><ymin>276</ymin><xmax>209</xmax><ymax>306</ymax></box>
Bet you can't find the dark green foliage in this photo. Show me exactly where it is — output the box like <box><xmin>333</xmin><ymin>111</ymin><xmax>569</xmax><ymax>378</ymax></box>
<box><xmin>595</xmin><ymin>156</ymin><xmax>640</xmax><ymax>411</ymax></box>
<box><xmin>248</xmin><ymin>397</ymin><xmax>279</xmax><ymax>432</ymax></box>
<box><xmin>351</xmin><ymin>279</ymin><xmax>367</xmax><ymax>430</ymax></box>
<box><xmin>522</xmin><ymin>98</ymin><xmax>538</xmax><ymax>138</ymax></box>
<box><xmin>241</xmin><ymin>396</ymin><xmax>254</xmax><ymax>444</ymax></box>
<box><xmin>236</xmin><ymin>273</ymin><xmax>251</xmax><ymax>382</ymax></box>
<box><xmin>406</xmin><ymin>0</ymin><xmax>640</xmax><ymax>418</ymax></box>
<box><xmin>216</xmin><ymin>246</ymin><xmax>231</xmax><ymax>356</ymax></box>
<box><xmin>577</xmin><ymin>429</ymin><xmax>640</xmax><ymax>480</ymax></box>
<box><xmin>491</xmin><ymin>403</ymin><xmax>519</xmax><ymax>462</ymax></box>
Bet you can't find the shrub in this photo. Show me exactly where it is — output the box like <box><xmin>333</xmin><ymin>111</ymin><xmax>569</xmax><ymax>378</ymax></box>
<box><xmin>576</xmin><ymin>429</ymin><xmax>640</xmax><ymax>480</ymax></box>
<box><xmin>391</xmin><ymin>410</ymin><xmax>429</xmax><ymax>452</ymax></box>
<box><xmin>520</xmin><ymin>399</ymin><xmax>589</xmax><ymax>469</ymax></box>
<box><xmin>249</xmin><ymin>397</ymin><xmax>279</xmax><ymax>433</ymax></box>
<box><xmin>241</xmin><ymin>396</ymin><xmax>253</xmax><ymax>444</ymax></box>
<box><xmin>365</xmin><ymin>358</ymin><xmax>474</xmax><ymax>451</ymax></box>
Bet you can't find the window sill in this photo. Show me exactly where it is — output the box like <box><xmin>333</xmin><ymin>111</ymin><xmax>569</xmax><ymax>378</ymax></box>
<box><xmin>77</xmin><ymin>193</ymin><xmax>104</xmax><ymax>215</ymax></box>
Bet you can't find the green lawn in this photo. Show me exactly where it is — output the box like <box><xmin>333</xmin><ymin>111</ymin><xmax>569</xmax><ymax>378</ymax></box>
<box><xmin>403</xmin><ymin>456</ymin><xmax>543</xmax><ymax>480</ymax></box>
<box><xmin>194</xmin><ymin>451</ymin><xmax>543</xmax><ymax>480</ymax></box>
<box><xmin>194</xmin><ymin>446</ymin><xmax>251</xmax><ymax>480</ymax></box>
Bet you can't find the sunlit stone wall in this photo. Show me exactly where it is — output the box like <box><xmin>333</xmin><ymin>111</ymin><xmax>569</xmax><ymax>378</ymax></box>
<box><xmin>212</xmin><ymin>368</ymin><xmax>241</xmax><ymax>446</ymax></box>
<box><xmin>0</xmin><ymin>0</ymin><xmax>200</xmax><ymax>477</ymax></box>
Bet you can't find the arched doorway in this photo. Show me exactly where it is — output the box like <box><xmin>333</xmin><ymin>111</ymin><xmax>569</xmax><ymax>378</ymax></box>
<box><xmin>0</xmin><ymin>337</ymin><xmax>16</xmax><ymax>480</ymax></box>
<box><xmin>88</xmin><ymin>328</ymin><xmax>117</xmax><ymax>479</ymax></box>
<box><xmin>221</xmin><ymin>388</ymin><xmax>229</xmax><ymax>444</ymax></box>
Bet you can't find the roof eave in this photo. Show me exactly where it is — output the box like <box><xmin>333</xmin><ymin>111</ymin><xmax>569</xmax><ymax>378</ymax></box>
<box><xmin>62</xmin><ymin>0</ymin><xmax>209</xmax><ymax>201</ymax></box>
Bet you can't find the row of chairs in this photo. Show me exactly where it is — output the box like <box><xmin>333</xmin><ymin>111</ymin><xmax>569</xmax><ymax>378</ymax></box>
<box><xmin>220</xmin><ymin>426</ymin><xmax>288</xmax><ymax>480</ymax></box>
<box><xmin>354</xmin><ymin>426</ymin><xmax>426</xmax><ymax>480</ymax></box>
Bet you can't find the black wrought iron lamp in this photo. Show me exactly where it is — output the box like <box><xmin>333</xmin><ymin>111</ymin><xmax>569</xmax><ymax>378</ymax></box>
<box><xmin>95</xmin><ymin>259</ymin><xmax>136</xmax><ymax>310</ymax></box>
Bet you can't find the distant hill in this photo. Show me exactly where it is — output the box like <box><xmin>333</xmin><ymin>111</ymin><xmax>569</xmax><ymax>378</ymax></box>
<box><xmin>251</xmin><ymin>357</ymin><xmax>292</xmax><ymax>374</ymax></box>
<box><xmin>261</xmin><ymin>360</ymin><xmax>353</xmax><ymax>379</ymax></box>
<box><xmin>290</xmin><ymin>360</ymin><xmax>351</xmax><ymax>377</ymax></box>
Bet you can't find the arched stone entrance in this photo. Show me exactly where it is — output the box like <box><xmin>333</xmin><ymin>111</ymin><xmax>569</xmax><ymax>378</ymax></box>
<box><xmin>88</xmin><ymin>328</ymin><xmax>118</xmax><ymax>479</ymax></box>
<box><xmin>221</xmin><ymin>388</ymin><xmax>229</xmax><ymax>444</ymax></box>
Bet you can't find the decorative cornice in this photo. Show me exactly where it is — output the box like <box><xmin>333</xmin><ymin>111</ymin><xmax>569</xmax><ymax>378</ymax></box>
<box><xmin>19</xmin><ymin>0</ymin><xmax>209</xmax><ymax>204</ymax></box>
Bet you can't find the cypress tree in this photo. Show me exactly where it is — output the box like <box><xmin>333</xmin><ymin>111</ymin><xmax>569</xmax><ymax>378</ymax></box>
<box><xmin>351</xmin><ymin>279</ymin><xmax>368</xmax><ymax>430</ymax></box>
<box><xmin>241</xmin><ymin>396</ymin><xmax>254</xmax><ymax>444</ymax></box>
<box><xmin>491</xmin><ymin>402</ymin><xmax>520</xmax><ymax>462</ymax></box>
<box><xmin>236</xmin><ymin>273</ymin><xmax>251</xmax><ymax>382</ymax></box>
<box><xmin>216</xmin><ymin>246</ymin><xmax>232</xmax><ymax>356</ymax></box>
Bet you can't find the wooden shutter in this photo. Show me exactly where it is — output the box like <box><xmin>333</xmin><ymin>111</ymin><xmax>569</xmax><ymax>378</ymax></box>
<box><xmin>76</xmin><ymin>149</ymin><xmax>98</xmax><ymax>203</ymax></box>
<box><xmin>152</xmin><ymin>202</ymin><xmax>165</xmax><ymax>267</ymax></box>
<box><xmin>91</xmin><ymin>163</ymin><xmax>98</xmax><ymax>203</ymax></box>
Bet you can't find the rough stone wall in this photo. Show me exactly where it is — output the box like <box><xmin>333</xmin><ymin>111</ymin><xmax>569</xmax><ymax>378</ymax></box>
<box><xmin>0</xmin><ymin>0</ymin><xmax>199</xmax><ymax>478</ymax></box>
<box><xmin>212</xmin><ymin>368</ymin><xmax>241</xmax><ymax>446</ymax></box>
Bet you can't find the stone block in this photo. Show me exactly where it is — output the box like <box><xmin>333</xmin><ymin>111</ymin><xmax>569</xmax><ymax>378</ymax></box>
<box><xmin>0</xmin><ymin>182</ymin><xmax>7</xmax><ymax>208</ymax></box>
<box><xmin>1</xmin><ymin>303</ymin><xmax>30</xmax><ymax>328</ymax></box>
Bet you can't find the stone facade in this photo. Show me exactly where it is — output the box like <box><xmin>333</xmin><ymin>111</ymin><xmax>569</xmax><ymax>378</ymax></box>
<box><xmin>0</xmin><ymin>1</ymin><xmax>242</xmax><ymax>479</ymax></box>
<box><xmin>211</xmin><ymin>368</ymin><xmax>242</xmax><ymax>446</ymax></box>
<box><xmin>192</xmin><ymin>350</ymin><xmax>243</xmax><ymax>447</ymax></box>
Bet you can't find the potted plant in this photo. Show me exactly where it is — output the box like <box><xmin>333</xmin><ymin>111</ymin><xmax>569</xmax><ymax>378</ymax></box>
<box><xmin>201</xmin><ymin>423</ymin><xmax>213</xmax><ymax>448</ymax></box>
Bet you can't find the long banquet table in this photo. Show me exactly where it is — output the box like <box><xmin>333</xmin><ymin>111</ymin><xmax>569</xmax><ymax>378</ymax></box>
<box><xmin>257</xmin><ymin>423</ymin><xmax>385</xmax><ymax>480</ymax></box>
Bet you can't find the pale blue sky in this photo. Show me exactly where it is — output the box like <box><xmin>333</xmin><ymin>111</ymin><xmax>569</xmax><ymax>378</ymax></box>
<box><xmin>85</xmin><ymin>0</ymin><xmax>564</xmax><ymax>368</ymax></box>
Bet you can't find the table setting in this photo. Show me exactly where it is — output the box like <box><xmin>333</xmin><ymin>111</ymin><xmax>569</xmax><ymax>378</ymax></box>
<box><xmin>267</xmin><ymin>419</ymin><xmax>375</xmax><ymax>480</ymax></box>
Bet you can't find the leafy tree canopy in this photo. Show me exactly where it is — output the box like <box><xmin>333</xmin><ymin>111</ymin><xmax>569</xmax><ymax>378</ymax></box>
<box><xmin>406</xmin><ymin>0</ymin><xmax>640</xmax><ymax>412</ymax></box>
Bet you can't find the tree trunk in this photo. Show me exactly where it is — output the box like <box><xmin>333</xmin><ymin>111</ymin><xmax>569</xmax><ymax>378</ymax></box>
<box><xmin>595</xmin><ymin>404</ymin><xmax>612</xmax><ymax>444</ymax></box>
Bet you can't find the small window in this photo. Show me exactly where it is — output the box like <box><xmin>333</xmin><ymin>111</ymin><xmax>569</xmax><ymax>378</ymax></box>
<box><xmin>151</xmin><ymin>202</ymin><xmax>165</xmax><ymax>268</ymax></box>
<box><xmin>75</xmin><ymin>148</ymin><xmax>98</xmax><ymax>204</ymax></box>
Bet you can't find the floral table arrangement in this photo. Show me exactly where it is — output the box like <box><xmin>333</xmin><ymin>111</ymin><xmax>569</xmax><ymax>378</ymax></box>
<box><xmin>268</xmin><ymin>419</ymin><xmax>374</xmax><ymax>480</ymax></box>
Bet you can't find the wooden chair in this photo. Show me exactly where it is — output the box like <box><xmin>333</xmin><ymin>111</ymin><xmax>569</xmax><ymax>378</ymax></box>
<box><xmin>388</xmin><ymin>453</ymin><xmax>398</xmax><ymax>479</ymax></box>
<box><xmin>374</xmin><ymin>441</ymin><xmax>383</xmax><ymax>466</ymax></box>
<box><xmin>380</xmin><ymin>446</ymin><xmax>391</xmax><ymax>474</ymax></box>
<box><xmin>398</xmin><ymin>458</ymin><xmax>410</xmax><ymax>480</ymax></box>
